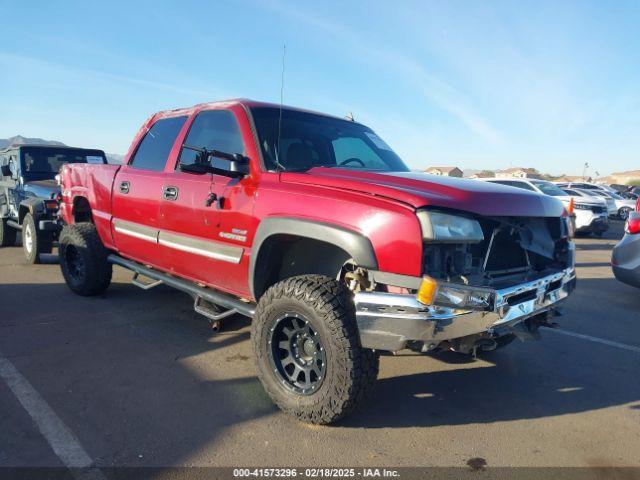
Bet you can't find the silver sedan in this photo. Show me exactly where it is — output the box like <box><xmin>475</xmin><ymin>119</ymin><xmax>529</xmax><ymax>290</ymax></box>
<box><xmin>612</xmin><ymin>211</ymin><xmax>640</xmax><ymax>288</ymax></box>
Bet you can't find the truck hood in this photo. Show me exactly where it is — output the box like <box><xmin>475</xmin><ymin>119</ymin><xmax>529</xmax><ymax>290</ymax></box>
<box><xmin>282</xmin><ymin>169</ymin><xmax>565</xmax><ymax>217</ymax></box>
<box><xmin>23</xmin><ymin>179</ymin><xmax>59</xmax><ymax>200</ymax></box>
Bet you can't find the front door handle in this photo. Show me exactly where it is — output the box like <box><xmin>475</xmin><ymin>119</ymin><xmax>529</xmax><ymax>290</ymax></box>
<box><xmin>162</xmin><ymin>185</ymin><xmax>179</xmax><ymax>201</ymax></box>
<box><xmin>119</xmin><ymin>181</ymin><xmax>130</xmax><ymax>194</ymax></box>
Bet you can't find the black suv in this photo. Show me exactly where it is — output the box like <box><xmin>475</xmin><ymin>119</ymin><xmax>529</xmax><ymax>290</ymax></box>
<box><xmin>0</xmin><ymin>144</ymin><xmax>107</xmax><ymax>263</ymax></box>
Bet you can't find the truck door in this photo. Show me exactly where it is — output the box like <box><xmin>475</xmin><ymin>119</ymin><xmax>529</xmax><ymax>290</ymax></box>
<box><xmin>158</xmin><ymin>108</ymin><xmax>255</xmax><ymax>297</ymax></box>
<box><xmin>111</xmin><ymin>115</ymin><xmax>188</xmax><ymax>267</ymax></box>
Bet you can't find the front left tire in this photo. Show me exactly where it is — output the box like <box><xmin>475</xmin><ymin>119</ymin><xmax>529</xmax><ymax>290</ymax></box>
<box><xmin>22</xmin><ymin>213</ymin><xmax>53</xmax><ymax>264</ymax></box>
<box><xmin>252</xmin><ymin>275</ymin><xmax>379</xmax><ymax>424</ymax></box>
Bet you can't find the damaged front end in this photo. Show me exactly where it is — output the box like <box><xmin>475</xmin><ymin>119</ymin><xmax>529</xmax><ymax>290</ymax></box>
<box><xmin>353</xmin><ymin>210</ymin><xmax>576</xmax><ymax>355</ymax></box>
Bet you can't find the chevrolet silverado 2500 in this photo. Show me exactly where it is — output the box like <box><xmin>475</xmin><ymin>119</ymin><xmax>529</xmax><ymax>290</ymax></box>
<box><xmin>57</xmin><ymin>99</ymin><xmax>576</xmax><ymax>424</ymax></box>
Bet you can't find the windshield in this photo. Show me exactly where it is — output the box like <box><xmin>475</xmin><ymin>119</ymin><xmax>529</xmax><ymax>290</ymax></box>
<box><xmin>531</xmin><ymin>181</ymin><xmax>567</xmax><ymax>197</ymax></box>
<box><xmin>21</xmin><ymin>147</ymin><xmax>106</xmax><ymax>179</ymax></box>
<box><xmin>250</xmin><ymin>107</ymin><xmax>409</xmax><ymax>172</ymax></box>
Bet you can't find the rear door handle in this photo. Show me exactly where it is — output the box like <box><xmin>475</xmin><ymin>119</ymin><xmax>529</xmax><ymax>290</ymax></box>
<box><xmin>119</xmin><ymin>181</ymin><xmax>130</xmax><ymax>194</ymax></box>
<box><xmin>163</xmin><ymin>186</ymin><xmax>179</xmax><ymax>201</ymax></box>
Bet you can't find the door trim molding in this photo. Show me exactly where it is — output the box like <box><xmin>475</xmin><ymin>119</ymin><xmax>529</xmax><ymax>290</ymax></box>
<box><xmin>112</xmin><ymin>218</ymin><xmax>243</xmax><ymax>264</ymax></box>
<box><xmin>113</xmin><ymin>219</ymin><xmax>158</xmax><ymax>243</ymax></box>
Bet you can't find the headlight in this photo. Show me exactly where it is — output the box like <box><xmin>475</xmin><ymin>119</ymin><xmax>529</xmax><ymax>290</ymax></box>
<box><xmin>573</xmin><ymin>204</ymin><xmax>591</xmax><ymax>210</ymax></box>
<box><xmin>417</xmin><ymin>211</ymin><xmax>484</xmax><ymax>243</ymax></box>
<box><xmin>417</xmin><ymin>276</ymin><xmax>492</xmax><ymax>310</ymax></box>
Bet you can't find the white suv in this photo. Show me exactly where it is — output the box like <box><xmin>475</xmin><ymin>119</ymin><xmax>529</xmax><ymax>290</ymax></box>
<box><xmin>479</xmin><ymin>178</ymin><xmax>609</xmax><ymax>235</ymax></box>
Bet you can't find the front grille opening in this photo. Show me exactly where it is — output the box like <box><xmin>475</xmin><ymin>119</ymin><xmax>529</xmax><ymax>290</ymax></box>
<box><xmin>422</xmin><ymin>215</ymin><xmax>570</xmax><ymax>287</ymax></box>
<box><xmin>506</xmin><ymin>290</ymin><xmax>537</xmax><ymax>306</ymax></box>
<box><xmin>546</xmin><ymin>279</ymin><xmax>562</xmax><ymax>293</ymax></box>
<box><xmin>484</xmin><ymin>228</ymin><xmax>529</xmax><ymax>277</ymax></box>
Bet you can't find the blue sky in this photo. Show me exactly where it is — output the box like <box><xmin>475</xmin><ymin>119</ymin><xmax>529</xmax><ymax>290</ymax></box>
<box><xmin>1</xmin><ymin>0</ymin><xmax>638</xmax><ymax>176</ymax></box>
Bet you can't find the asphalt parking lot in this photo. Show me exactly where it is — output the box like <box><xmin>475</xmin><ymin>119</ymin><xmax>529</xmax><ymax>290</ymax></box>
<box><xmin>1</xmin><ymin>221</ymin><xmax>639</xmax><ymax>471</ymax></box>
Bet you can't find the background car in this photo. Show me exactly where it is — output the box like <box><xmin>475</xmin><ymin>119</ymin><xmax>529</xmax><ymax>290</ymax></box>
<box><xmin>0</xmin><ymin>144</ymin><xmax>107</xmax><ymax>263</ymax></box>
<box><xmin>479</xmin><ymin>178</ymin><xmax>609</xmax><ymax>236</ymax></box>
<box><xmin>587</xmin><ymin>190</ymin><xmax>636</xmax><ymax>220</ymax></box>
<box><xmin>555</xmin><ymin>181</ymin><xmax>613</xmax><ymax>194</ymax></box>
<box><xmin>571</xmin><ymin>189</ymin><xmax>617</xmax><ymax>217</ymax></box>
<box><xmin>612</xmin><ymin>211</ymin><xmax>640</xmax><ymax>288</ymax></box>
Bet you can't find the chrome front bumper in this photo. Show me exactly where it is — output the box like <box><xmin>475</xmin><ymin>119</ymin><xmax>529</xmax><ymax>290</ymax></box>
<box><xmin>354</xmin><ymin>268</ymin><xmax>576</xmax><ymax>352</ymax></box>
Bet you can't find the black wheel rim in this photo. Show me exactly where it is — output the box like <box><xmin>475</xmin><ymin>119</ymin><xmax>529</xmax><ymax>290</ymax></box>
<box><xmin>64</xmin><ymin>245</ymin><xmax>85</xmax><ymax>282</ymax></box>
<box><xmin>268</xmin><ymin>312</ymin><xmax>327</xmax><ymax>395</ymax></box>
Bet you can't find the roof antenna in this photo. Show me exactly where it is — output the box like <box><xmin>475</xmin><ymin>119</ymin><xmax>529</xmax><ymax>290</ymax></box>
<box><xmin>275</xmin><ymin>44</ymin><xmax>286</xmax><ymax>172</ymax></box>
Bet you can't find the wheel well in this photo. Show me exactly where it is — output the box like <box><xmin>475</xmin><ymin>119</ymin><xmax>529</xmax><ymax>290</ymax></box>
<box><xmin>73</xmin><ymin>197</ymin><xmax>93</xmax><ymax>223</ymax></box>
<box><xmin>18</xmin><ymin>205</ymin><xmax>29</xmax><ymax>223</ymax></box>
<box><xmin>253</xmin><ymin>235</ymin><xmax>351</xmax><ymax>300</ymax></box>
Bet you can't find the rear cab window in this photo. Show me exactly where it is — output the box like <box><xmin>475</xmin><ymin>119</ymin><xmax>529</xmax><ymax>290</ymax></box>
<box><xmin>130</xmin><ymin>116</ymin><xmax>188</xmax><ymax>171</ymax></box>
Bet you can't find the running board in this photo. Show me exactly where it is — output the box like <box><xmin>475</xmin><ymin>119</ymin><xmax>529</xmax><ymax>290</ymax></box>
<box><xmin>6</xmin><ymin>220</ymin><xmax>22</xmax><ymax>230</ymax></box>
<box><xmin>107</xmin><ymin>254</ymin><xmax>255</xmax><ymax>318</ymax></box>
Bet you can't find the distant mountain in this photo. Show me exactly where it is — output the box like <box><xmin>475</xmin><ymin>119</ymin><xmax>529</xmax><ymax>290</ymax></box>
<box><xmin>0</xmin><ymin>135</ymin><xmax>66</xmax><ymax>149</ymax></box>
<box><xmin>1</xmin><ymin>135</ymin><xmax>124</xmax><ymax>164</ymax></box>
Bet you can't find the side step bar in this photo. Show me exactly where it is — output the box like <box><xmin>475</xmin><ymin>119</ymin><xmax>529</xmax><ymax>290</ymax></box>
<box><xmin>107</xmin><ymin>254</ymin><xmax>256</xmax><ymax>318</ymax></box>
<box><xmin>7</xmin><ymin>220</ymin><xmax>22</xmax><ymax>231</ymax></box>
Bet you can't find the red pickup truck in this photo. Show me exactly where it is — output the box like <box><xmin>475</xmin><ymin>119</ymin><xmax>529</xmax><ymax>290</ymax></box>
<box><xmin>57</xmin><ymin>99</ymin><xmax>576</xmax><ymax>424</ymax></box>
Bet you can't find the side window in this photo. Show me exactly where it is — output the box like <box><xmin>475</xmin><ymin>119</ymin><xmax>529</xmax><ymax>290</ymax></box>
<box><xmin>514</xmin><ymin>182</ymin><xmax>536</xmax><ymax>191</ymax></box>
<box><xmin>178</xmin><ymin>110</ymin><xmax>244</xmax><ymax>167</ymax></box>
<box><xmin>130</xmin><ymin>116</ymin><xmax>187</xmax><ymax>171</ymax></box>
<box><xmin>332</xmin><ymin>137</ymin><xmax>388</xmax><ymax>170</ymax></box>
<box><xmin>492</xmin><ymin>180</ymin><xmax>533</xmax><ymax>191</ymax></box>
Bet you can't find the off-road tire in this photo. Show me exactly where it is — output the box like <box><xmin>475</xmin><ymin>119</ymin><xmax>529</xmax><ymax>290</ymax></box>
<box><xmin>22</xmin><ymin>213</ymin><xmax>53</xmax><ymax>264</ymax></box>
<box><xmin>252</xmin><ymin>275</ymin><xmax>379</xmax><ymax>425</ymax></box>
<box><xmin>59</xmin><ymin>222</ymin><xmax>112</xmax><ymax>296</ymax></box>
<box><xmin>0</xmin><ymin>218</ymin><xmax>17</xmax><ymax>247</ymax></box>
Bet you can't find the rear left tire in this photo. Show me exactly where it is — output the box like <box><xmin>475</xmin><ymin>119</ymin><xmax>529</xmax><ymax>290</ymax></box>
<box><xmin>59</xmin><ymin>222</ymin><xmax>112</xmax><ymax>296</ymax></box>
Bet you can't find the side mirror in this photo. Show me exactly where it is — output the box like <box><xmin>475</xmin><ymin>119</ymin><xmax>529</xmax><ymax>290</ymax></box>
<box><xmin>179</xmin><ymin>145</ymin><xmax>250</xmax><ymax>178</ymax></box>
<box><xmin>210</xmin><ymin>153</ymin><xmax>249</xmax><ymax>178</ymax></box>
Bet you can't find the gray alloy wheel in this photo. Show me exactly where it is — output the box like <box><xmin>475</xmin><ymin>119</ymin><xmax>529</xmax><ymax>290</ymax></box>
<box><xmin>619</xmin><ymin>207</ymin><xmax>631</xmax><ymax>221</ymax></box>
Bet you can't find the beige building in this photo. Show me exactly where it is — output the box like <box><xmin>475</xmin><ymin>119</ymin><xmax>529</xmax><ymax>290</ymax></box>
<box><xmin>425</xmin><ymin>166</ymin><xmax>463</xmax><ymax>177</ymax></box>
<box><xmin>555</xmin><ymin>175</ymin><xmax>591</xmax><ymax>183</ymax></box>
<box><xmin>495</xmin><ymin>167</ymin><xmax>542</xmax><ymax>179</ymax></box>
<box><xmin>607</xmin><ymin>170</ymin><xmax>640</xmax><ymax>185</ymax></box>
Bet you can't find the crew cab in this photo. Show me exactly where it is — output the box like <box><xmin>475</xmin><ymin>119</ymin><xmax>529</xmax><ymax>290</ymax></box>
<box><xmin>57</xmin><ymin>100</ymin><xmax>576</xmax><ymax>424</ymax></box>
<box><xmin>0</xmin><ymin>144</ymin><xmax>107</xmax><ymax>262</ymax></box>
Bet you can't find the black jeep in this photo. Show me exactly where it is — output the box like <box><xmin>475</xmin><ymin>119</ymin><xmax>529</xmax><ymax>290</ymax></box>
<box><xmin>0</xmin><ymin>144</ymin><xmax>107</xmax><ymax>263</ymax></box>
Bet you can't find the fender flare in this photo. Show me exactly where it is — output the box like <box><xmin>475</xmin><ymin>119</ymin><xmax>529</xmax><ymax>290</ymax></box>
<box><xmin>249</xmin><ymin>217</ymin><xmax>378</xmax><ymax>299</ymax></box>
<box><xmin>18</xmin><ymin>198</ymin><xmax>47</xmax><ymax>222</ymax></box>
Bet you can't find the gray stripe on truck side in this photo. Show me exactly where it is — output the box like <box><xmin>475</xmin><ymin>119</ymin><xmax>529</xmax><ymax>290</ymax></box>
<box><xmin>158</xmin><ymin>230</ymin><xmax>243</xmax><ymax>264</ymax></box>
<box><xmin>113</xmin><ymin>219</ymin><xmax>159</xmax><ymax>243</ymax></box>
<box><xmin>113</xmin><ymin>218</ymin><xmax>243</xmax><ymax>264</ymax></box>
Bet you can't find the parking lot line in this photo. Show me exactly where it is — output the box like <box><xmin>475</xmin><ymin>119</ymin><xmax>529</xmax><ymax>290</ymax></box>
<box><xmin>545</xmin><ymin>328</ymin><xmax>640</xmax><ymax>354</ymax></box>
<box><xmin>0</xmin><ymin>353</ymin><xmax>105</xmax><ymax>480</ymax></box>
